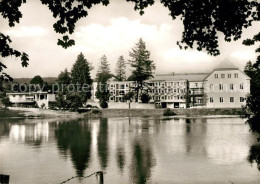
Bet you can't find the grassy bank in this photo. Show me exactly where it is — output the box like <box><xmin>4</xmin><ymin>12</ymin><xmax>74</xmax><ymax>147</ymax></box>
<box><xmin>101</xmin><ymin>108</ymin><xmax>243</xmax><ymax>117</ymax></box>
<box><xmin>1</xmin><ymin>107</ymin><xmax>244</xmax><ymax>119</ymax></box>
<box><xmin>0</xmin><ymin>108</ymin><xmax>26</xmax><ymax>118</ymax></box>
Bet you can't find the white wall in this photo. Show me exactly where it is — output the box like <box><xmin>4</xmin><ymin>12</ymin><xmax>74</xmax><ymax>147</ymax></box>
<box><xmin>204</xmin><ymin>69</ymin><xmax>250</xmax><ymax>108</ymax></box>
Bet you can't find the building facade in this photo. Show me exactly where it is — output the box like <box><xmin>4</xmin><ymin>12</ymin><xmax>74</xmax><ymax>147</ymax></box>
<box><xmin>7</xmin><ymin>91</ymin><xmax>55</xmax><ymax>109</ymax></box>
<box><xmin>92</xmin><ymin>60</ymin><xmax>250</xmax><ymax>109</ymax></box>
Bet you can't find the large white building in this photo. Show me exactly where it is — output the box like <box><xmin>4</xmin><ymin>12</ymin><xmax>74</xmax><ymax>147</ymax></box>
<box><xmin>92</xmin><ymin>60</ymin><xmax>250</xmax><ymax>109</ymax></box>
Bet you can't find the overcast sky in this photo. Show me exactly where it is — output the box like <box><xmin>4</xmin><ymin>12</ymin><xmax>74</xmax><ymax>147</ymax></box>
<box><xmin>1</xmin><ymin>0</ymin><xmax>260</xmax><ymax>78</ymax></box>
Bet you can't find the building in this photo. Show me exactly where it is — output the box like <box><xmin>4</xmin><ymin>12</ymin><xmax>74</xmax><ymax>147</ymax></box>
<box><xmin>92</xmin><ymin>60</ymin><xmax>250</xmax><ymax>109</ymax></box>
<box><xmin>7</xmin><ymin>91</ymin><xmax>55</xmax><ymax>109</ymax></box>
<box><xmin>204</xmin><ymin>61</ymin><xmax>250</xmax><ymax>108</ymax></box>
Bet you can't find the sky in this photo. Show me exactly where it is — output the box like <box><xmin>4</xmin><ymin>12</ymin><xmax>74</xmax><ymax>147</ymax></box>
<box><xmin>1</xmin><ymin>0</ymin><xmax>260</xmax><ymax>78</ymax></box>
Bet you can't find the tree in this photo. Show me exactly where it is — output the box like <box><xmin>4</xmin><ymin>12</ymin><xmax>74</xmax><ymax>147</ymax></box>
<box><xmin>140</xmin><ymin>93</ymin><xmax>151</xmax><ymax>103</ymax></box>
<box><xmin>95</xmin><ymin>55</ymin><xmax>112</xmax><ymax>108</ymax></box>
<box><xmin>115</xmin><ymin>56</ymin><xmax>126</xmax><ymax>81</ymax></box>
<box><xmin>1</xmin><ymin>0</ymin><xmax>260</xmax><ymax>81</ymax></box>
<box><xmin>242</xmin><ymin>31</ymin><xmax>260</xmax><ymax>141</ymax></box>
<box><xmin>129</xmin><ymin>38</ymin><xmax>155</xmax><ymax>102</ymax></box>
<box><xmin>96</xmin><ymin>55</ymin><xmax>111</xmax><ymax>80</ymax></box>
<box><xmin>1</xmin><ymin>96</ymin><xmax>11</xmax><ymax>108</ymax></box>
<box><xmin>123</xmin><ymin>91</ymin><xmax>135</xmax><ymax>102</ymax></box>
<box><xmin>57</xmin><ymin>68</ymin><xmax>71</xmax><ymax>86</ymax></box>
<box><xmin>30</xmin><ymin>75</ymin><xmax>44</xmax><ymax>87</ymax></box>
<box><xmin>71</xmin><ymin>52</ymin><xmax>93</xmax><ymax>103</ymax></box>
<box><xmin>30</xmin><ymin>75</ymin><xmax>44</xmax><ymax>91</ymax></box>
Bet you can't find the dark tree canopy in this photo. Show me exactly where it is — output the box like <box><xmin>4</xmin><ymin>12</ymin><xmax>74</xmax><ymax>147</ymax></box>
<box><xmin>1</xmin><ymin>0</ymin><xmax>260</xmax><ymax>81</ymax></box>
<box><xmin>30</xmin><ymin>75</ymin><xmax>44</xmax><ymax>87</ymax></box>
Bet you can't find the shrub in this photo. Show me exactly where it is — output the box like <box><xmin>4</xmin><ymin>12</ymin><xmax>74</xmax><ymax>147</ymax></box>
<box><xmin>140</xmin><ymin>93</ymin><xmax>151</xmax><ymax>103</ymax></box>
<box><xmin>92</xmin><ymin>109</ymin><xmax>102</xmax><ymax>114</ymax></box>
<box><xmin>163</xmin><ymin>108</ymin><xmax>176</xmax><ymax>116</ymax></box>
<box><xmin>99</xmin><ymin>100</ymin><xmax>108</xmax><ymax>108</ymax></box>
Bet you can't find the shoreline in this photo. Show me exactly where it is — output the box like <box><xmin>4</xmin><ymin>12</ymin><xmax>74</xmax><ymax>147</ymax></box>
<box><xmin>0</xmin><ymin>107</ymin><xmax>244</xmax><ymax>119</ymax></box>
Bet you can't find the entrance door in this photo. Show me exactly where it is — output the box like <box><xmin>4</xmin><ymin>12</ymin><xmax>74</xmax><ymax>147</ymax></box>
<box><xmin>161</xmin><ymin>102</ymin><xmax>167</xmax><ymax>108</ymax></box>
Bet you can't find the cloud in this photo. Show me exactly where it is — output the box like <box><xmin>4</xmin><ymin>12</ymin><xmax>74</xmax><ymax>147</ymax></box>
<box><xmin>5</xmin><ymin>26</ymin><xmax>47</xmax><ymax>37</ymax></box>
<box><xmin>230</xmin><ymin>50</ymin><xmax>256</xmax><ymax>61</ymax></box>
<box><xmin>73</xmin><ymin>17</ymin><xmax>173</xmax><ymax>54</ymax></box>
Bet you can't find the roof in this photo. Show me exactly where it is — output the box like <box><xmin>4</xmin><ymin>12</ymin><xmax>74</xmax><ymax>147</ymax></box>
<box><xmin>214</xmin><ymin>59</ymin><xmax>238</xmax><ymax>71</ymax></box>
<box><xmin>151</xmin><ymin>73</ymin><xmax>209</xmax><ymax>82</ymax></box>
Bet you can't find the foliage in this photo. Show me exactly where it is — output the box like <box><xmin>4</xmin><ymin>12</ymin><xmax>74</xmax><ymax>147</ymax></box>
<box><xmin>96</xmin><ymin>55</ymin><xmax>111</xmax><ymax>80</ymax></box>
<box><xmin>96</xmin><ymin>55</ymin><xmax>112</xmax><ymax>108</ymax></box>
<box><xmin>140</xmin><ymin>93</ymin><xmax>151</xmax><ymax>103</ymax></box>
<box><xmin>57</xmin><ymin>68</ymin><xmax>71</xmax><ymax>85</ymax></box>
<box><xmin>242</xmin><ymin>30</ymin><xmax>260</xmax><ymax>141</ymax></box>
<box><xmin>92</xmin><ymin>109</ymin><xmax>102</xmax><ymax>114</ymax></box>
<box><xmin>123</xmin><ymin>91</ymin><xmax>135</xmax><ymax>102</ymax></box>
<box><xmin>71</xmin><ymin>52</ymin><xmax>93</xmax><ymax>102</ymax></box>
<box><xmin>1</xmin><ymin>0</ymin><xmax>260</xmax><ymax>81</ymax></box>
<box><xmin>1</xmin><ymin>95</ymin><xmax>11</xmax><ymax>108</ymax></box>
<box><xmin>129</xmin><ymin>38</ymin><xmax>155</xmax><ymax>102</ymax></box>
<box><xmin>66</xmin><ymin>92</ymin><xmax>84</xmax><ymax>111</ymax></box>
<box><xmin>163</xmin><ymin>108</ymin><xmax>176</xmax><ymax>116</ymax></box>
<box><xmin>99</xmin><ymin>100</ymin><xmax>108</xmax><ymax>109</ymax></box>
<box><xmin>55</xmin><ymin>92</ymin><xmax>67</xmax><ymax>110</ymax></box>
<box><xmin>30</xmin><ymin>75</ymin><xmax>44</xmax><ymax>87</ymax></box>
<box><xmin>115</xmin><ymin>55</ymin><xmax>126</xmax><ymax>81</ymax></box>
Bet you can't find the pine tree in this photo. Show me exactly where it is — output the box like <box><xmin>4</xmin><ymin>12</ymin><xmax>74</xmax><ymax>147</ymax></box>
<box><xmin>95</xmin><ymin>55</ymin><xmax>112</xmax><ymax>108</ymax></box>
<box><xmin>96</xmin><ymin>55</ymin><xmax>110</xmax><ymax>80</ymax></box>
<box><xmin>128</xmin><ymin>38</ymin><xmax>155</xmax><ymax>102</ymax></box>
<box><xmin>57</xmin><ymin>68</ymin><xmax>71</xmax><ymax>86</ymax></box>
<box><xmin>115</xmin><ymin>56</ymin><xmax>126</xmax><ymax>81</ymax></box>
<box><xmin>71</xmin><ymin>52</ymin><xmax>93</xmax><ymax>103</ymax></box>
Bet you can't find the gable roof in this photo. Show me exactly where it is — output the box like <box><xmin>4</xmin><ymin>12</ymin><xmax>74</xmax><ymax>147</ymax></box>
<box><xmin>214</xmin><ymin>59</ymin><xmax>239</xmax><ymax>71</ymax></box>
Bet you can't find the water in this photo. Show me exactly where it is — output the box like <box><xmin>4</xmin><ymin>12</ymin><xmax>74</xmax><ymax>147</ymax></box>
<box><xmin>1</xmin><ymin>117</ymin><xmax>260</xmax><ymax>184</ymax></box>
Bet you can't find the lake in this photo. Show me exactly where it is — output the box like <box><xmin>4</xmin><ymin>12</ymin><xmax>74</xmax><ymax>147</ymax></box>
<box><xmin>1</xmin><ymin>117</ymin><xmax>260</xmax><ymax>184</ymax></box>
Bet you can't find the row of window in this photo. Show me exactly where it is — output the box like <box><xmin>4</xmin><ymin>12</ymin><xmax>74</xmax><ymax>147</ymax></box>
<box><xmin>210</xmin><ymin>83</ymin><xmax>244</xmax><ymax>90</ymax></box>
<box><xmin>209</xmin><ymin>97</ymin><xmax>245</xmax><ymax>103</ymax></box>
<box><xmin>214</xmin><ymin>73</ymin><xmax>238</xmax><ymax>79</ymax></box>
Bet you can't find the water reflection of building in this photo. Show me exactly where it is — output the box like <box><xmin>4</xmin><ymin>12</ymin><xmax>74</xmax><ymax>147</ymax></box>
<box><xmin>9</xmin><ymin>122</ymin><xmax>49</xmax><ymax>146</ymax></box>
<box><xmin>205</xmin><ymin>118</ymin><xmax>252</xmax><ymax>165</ymax></box>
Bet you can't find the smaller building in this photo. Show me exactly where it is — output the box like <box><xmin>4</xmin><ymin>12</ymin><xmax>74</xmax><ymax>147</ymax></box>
<box><xmin>7</xmin><ymin>91</ymin><xmax>55</xmax><ymax>109</ymax></box>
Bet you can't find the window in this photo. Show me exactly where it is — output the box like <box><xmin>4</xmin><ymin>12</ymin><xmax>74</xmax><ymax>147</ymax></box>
<box><xmin>221</xmin><ymin>74</ymin><xmax>225</xmax><ymax>78</ymax></box>
<box><xmin>210</xmin><ymin>97</ymin><xmax>214</xmax><ymax>103</ymax></box>
<box><xmin>220</xmin><ymin>97</ymin><xmax>223</xmax><ymax>103</ymax></box>
<box><xmin>219</xmin><ymin>84</ymin><xmax>223</xmax><ymax>90</ymax></box>
<box><xmin>215</xmin><ymin>74</ymin><xmax>218</xmax><ymax>78</ymax></box>
<box><xmin>230</xmin><ymin>97</ymin><xmax>234</xmax><ymax>102</ymax></box>
<box><xmin>230</xmin><ymin>84</ymin><xmax>234</xmax><ymax>90</ymax></box>
<box><xmin>195</xmin><ymin>83</ymin><xmax>198</xmax><ymax>87</ymax></box>
<box><xmin>210</xmin><ymin>84</ymin><xmax>213</xmax><ymax>89</ymax></box>
<box><xmin>240</xmin><ymin>83</ymin><xmax>243</xmax><ymax>89</ymax></box>
<box><xmin>228</xmin><ymin>74</ymin><xmax>231</xmax><ymax>78</ymax></box>
<box><xmin>234</xmin><ymin>73</ymin><xmax>238</xmax><ymax>78</ymax></box>
<box><xmin>240</xmin><ymin>97</ymin><xmax>245</xmax><ymax>102</ymax></box>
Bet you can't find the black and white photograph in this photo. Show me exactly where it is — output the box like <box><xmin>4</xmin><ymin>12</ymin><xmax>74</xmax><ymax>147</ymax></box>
<box><xmin>1</xmin><ymin>0</ymin><xmax>260</xmax><ymax>183</ymax></box>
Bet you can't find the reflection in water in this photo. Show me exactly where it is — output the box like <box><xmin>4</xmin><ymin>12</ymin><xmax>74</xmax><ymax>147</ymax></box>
<box><xmin>7</xmin><ymin>122</ymin><xmax>49</xmax><ymax>147</ymax></box>
<box><xmin>1</xmin><ymin>117</ymin><xmax>260</xmax><ymax>184</ymax></box>
<box><xmin>248</xmin><ymin>144</ymin><xmax>260</xmax><ymax>171</ymax></box>
<box><xmin>130</xmin><ymin>118</ymin><xmax>156</xmax><ymax>184</ymax></box>
<box><xmin>55</xmin><ymin>120</ymin><xmax>92</xmax><ymax>177</ymax></box>
<box><xmin>97</xmin><ymin>118</ymin><xmax>109</xmax><ymax>170</ymax></box>
<box><xmin>130</xmin><ymin>140</ymin><xmax>156</xmax><ymax>184</ymax></box>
